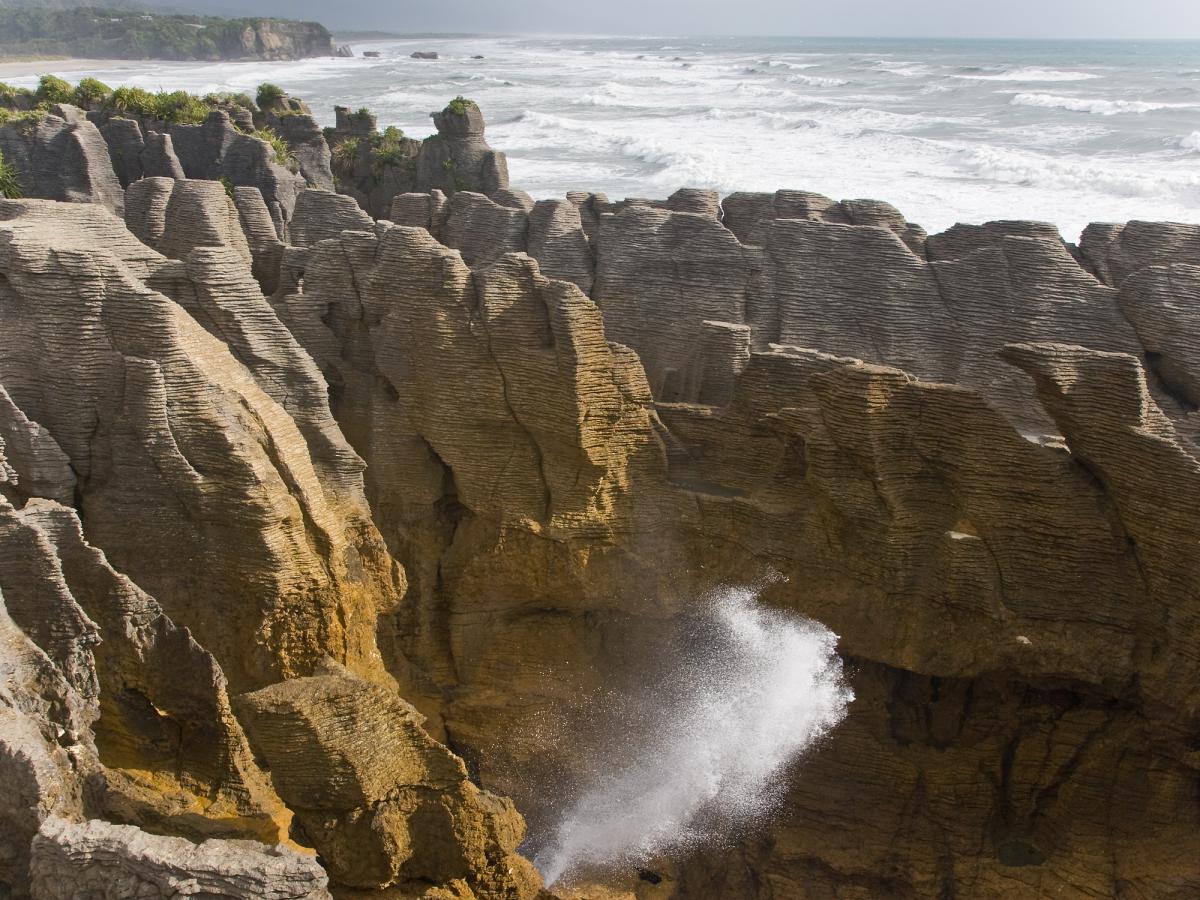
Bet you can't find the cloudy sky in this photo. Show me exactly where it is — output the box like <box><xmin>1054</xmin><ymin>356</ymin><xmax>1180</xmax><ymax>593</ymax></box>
<box><xmin>165</xmin><ymin>0</ymin><xmax>1200</xmax><ymax>39</ymax></box>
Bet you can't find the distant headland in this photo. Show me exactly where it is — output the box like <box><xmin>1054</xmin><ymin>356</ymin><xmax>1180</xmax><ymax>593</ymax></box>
<box><xmin>0</xmin><ymin>3</ymin><xmax>341</xmax><ymax>61</ymax></box>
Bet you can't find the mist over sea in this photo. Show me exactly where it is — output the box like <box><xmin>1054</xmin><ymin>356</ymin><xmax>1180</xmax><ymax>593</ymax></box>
<box><xmin>9</xmin><ymin>35</ymin><xmax>1200</xmax><ymax>238</ymax></box>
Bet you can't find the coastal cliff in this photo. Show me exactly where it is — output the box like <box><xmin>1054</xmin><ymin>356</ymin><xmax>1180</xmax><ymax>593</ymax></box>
<box><xmin>0</xmin><ymin>6</ymin><xmax>335</xmax><ymax>61</ymax></box>
<box><xmin>1</xmin><ymin>89</ymin><xmax>1199</xmax><ymax>899</ymax></box>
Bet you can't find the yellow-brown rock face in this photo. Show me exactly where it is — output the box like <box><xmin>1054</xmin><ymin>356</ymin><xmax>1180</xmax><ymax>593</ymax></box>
<box><xmin>279</xmin><ymin>198</ymin><xmax>1200</xmax><ymax>898</ymax></box>
<box><xmin>236</xmin><ymin>662</ymin><xmax>541</xmax><ymax>897</ymax></box>
<box><xmin>3</xmin><ymin>157</ymin><xmax>1200</xmax><ymax>900</ymax></box>
<box><xmin>1</xmin><ymin>197</ymin><xmax>535</xmax><ymax>898</ymax></box>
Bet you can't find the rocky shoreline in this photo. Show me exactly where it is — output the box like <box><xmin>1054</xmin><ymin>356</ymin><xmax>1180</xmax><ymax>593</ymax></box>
<box><xmin>1</xmin><ymin>81</ymin><xmax>1199</xmax><ymax>899</ymax></box>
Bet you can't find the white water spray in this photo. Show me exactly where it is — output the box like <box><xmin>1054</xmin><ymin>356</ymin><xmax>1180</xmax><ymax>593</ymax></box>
<box><xmin>532</xmin><ymin>586</ymin><xmax>853</xmax><ymax>886</ymax></box>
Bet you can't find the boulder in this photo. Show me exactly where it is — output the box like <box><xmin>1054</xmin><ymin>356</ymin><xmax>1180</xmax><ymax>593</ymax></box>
<box><xmin>236</xmin><ymin>663</ymin><xmax>541</xmax><ymax>896</ymax></box>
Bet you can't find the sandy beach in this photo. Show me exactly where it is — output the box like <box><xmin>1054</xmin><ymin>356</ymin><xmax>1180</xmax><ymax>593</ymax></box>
<box><xmin>0</xmin><ymin>58</ymin><xmax>168</xmax><ymax>79</ymax></box>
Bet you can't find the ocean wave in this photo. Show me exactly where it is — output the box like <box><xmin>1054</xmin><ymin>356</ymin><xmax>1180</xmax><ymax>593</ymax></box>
<box><xmin>828</xmin><ymin>106</ymin><xmax>987</xmax><ymax>133</ymax></box>
<box><xmin>1011</xmin><ymin>93</ymin><xmax>1195</xmax><ymax>115</ymax></box>
<box><xmin>953</xmin><ymin>144</ymin><xmax>1200</xmax><ymax>203</ymax></box>
<box><xmin>1180</xmin><ymin>131</ymin><xmax>1200</xmax><ymax>151</ymax></box>
<box><xmin>731</xmin><ymin>81</ymin><xmax>789</xmax><ymax>99</ymax></box>
<box><xmin>705</xmin><ymin>107</ymin><xmax>821</xmax><ymax>130</ymax></box>
<box><xmin>512</xmin><ymin>110</ymin><xmax>730</xmax><ymax>187</ymax></box>
<box><xmin>998</xmin><ymin>123</ymin><xmax>1115</xmax><ymax>147</ymax></box>
<box><xmin>787</xmin><ymin>74</ymin><xmax>849</xmax><ymax>88</ymax></box>
<box><xmin>956</xmin><ymin>67</ymin><xmax>1099</xmax><ymax>82</ymax></box>
<box><xmin>574</xmin><ymin>92</ymin><xmax>625</xmax><ymax>107</ymax></box>
<box><xmin>571</xmin><ymin>79</ymin><xmax>703</xmax><ymax>108</ymax></box>
<box><xmin>871</xmin><ymin>60</ymin><xmax>931</xmax><ymax>78</ymax></box>
<box><xmin>461</xmin><ymin>74</ymin><xmax>516</xmax><ymax>86</ymax></box>
<box><xmin>764</xmin><ymin>59</ymin><xmax>820</xmax><ymax>70</ymax></box>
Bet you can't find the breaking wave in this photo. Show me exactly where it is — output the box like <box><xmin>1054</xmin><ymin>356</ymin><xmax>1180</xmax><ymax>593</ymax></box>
<box><xmin>952</xmin><ymin>143</ymin><xmax>1200</xmax><ymax>206</ymax></box>
<box><xmin>788</xmin><ymin>73</ymin><xmax>850</xmax><ymax>88</ymax></box>
<box><xmin>530</xmin><ymin>587</ymin><xmax>853</xmax><ymax>887</ymax></box>
<box><xmin>1011</xmin><ymin>92</ymin><xmax>1195</xmax><ymax>115</ymax></box>
<box><xmin>956</xmin><ymin>67</ymin><xmax>1100</xmax><ymax>82</ymax></box>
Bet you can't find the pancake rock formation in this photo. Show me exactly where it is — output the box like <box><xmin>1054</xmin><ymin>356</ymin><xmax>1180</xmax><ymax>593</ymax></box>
<box><xmin>1</xmin><ymin>92</ymin><xmax>1199</xmax><ymax>900</ymax></box>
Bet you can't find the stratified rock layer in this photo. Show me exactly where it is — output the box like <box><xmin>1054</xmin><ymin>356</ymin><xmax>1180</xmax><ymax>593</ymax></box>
<box><xmin>30</xmin><ymin>817</ymin><xmax>331</xmax><ymax>899</ymax></box>
<box><xmin>277</xmin><ymin>192</ymin><xmax>1200</xmax><ymax>898</ymax></box>
<box><xmin>0</xmin><ymin>191</ymin><xmax>551</xmax><ymax>900</ymax></box>
<box><xmin>236</xmin><ymin>662</ymin><xmax>540</xmax><ymax>896</ymax></box>
<box><xmin>1</xmin><ymin>92</ymin><xmax>1199</xmax><ymax>899</ymax></box>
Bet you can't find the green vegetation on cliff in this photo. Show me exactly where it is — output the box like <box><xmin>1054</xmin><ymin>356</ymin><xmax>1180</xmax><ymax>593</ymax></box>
<box><xmin>0</xmin><ymin>148</ymin><xmax>20</xmax><ymax>197</ymax></box>
<box><xmin>255</xmin><ymin>126</ymin><xmax>295</xmax><ymax>169</ymax></box>
<box><xmin>256</xmin><ymin>82</ymin><xmax>286</xmax><ymax>110</ymax></box>
<box><xmin>331</xmin><ymin>136</ymin><xmax>360</xmax><ymax>174</ymax></box>
<box><xmin>370</xmin><ymin>125</ymin><xmax>409</xmax><ymax>173</ymax></box>
<box><xmin>0</xmin><ymin>6</ymin><xmax>334</xmax><ymax>61</ymax></box>
<box><xmin>0</xmin><ymin>76</ymin><xmax>300</xmax><ymax>179</ymax></box>
<box><xmin>0</xmin><ymin>76</ymin><xmax>258</xmax><ymax>128</ymax></box>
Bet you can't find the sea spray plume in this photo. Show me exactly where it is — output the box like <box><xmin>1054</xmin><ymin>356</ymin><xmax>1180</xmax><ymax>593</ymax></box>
<box><xmin>532</xmin><ymin>586</ymin><xmax>853</xmax><ymax>886</ymax></box>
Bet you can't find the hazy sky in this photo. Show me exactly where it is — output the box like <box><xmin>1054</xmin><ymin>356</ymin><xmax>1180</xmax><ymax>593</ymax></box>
<box><xmin>170</xmin><ymin>0</ymin><xmax>1200</xmax><ymax>39</ymax></box>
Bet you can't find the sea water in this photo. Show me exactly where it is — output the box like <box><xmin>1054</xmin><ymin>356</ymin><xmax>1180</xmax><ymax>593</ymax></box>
<box><xmin>10</xmin><ymin>35</ymin><xmax>1199</xmax><ymax>239</ymax></box>
<box><xmin>527</xmin><ymin>586</ymin><xmax>852</xmax><ymax>886</ymax></box>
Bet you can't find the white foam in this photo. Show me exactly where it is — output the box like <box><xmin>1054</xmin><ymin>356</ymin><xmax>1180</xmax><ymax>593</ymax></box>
<box><xmin>873</xmin><ymin>60</ymin><xmax>932</xmax><ymax>78</ymax></box>
<box><xmin>951</xmin><ymin>143</ymin><xmax>1200</xmax><ymax>204</ymax></box>
<box><xmin>22</xmin><ymin>36</ymin><xmax>1196</xmax><ymax>241</ymax></box>
<box><xmin>788</xmin><ymin>74</ymin><xmax>850</xmax><ymax>88</ymax></box>
<box><xmin>957</xmin><ymin>67</ymin><xmax>1100</xmax><ymax>82</ymax></box>
<box><xmin>1011</xmin><ymin>92</ymin><xmax>1195</xmax><ymax>115</ymax></box>
<box><xmin>765</xmin><ymin>59</ymin><xmax>821</xmax><ymax>71</ymax></box>
<box><xmin>530</xmin><ymin>587</ymin><xmax>852</xmax><ymax>887</ymax></box>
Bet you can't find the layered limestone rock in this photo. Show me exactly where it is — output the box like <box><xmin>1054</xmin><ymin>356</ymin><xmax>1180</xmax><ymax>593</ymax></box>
<box><xmin>390</xmin><ymin>188</ymin><xmax>449</xmax><ymax>236</ymax></box>
<box><xmin>0</xmin><ymin>106</ymin><xmax>125</xmax><ymax>216</ymax></box>
<box><xmin>0</xmin><ymin>566</ymin><xmax>96</xmax><ymax>896</ymax></box>
<box><xmin>268</xmin><ymin>177</ymin><xmax>1200</xmax><ymax>898</ymax></box>
<box><xmin>270</xmin><ymin>111</ymin><xmax>336</xmax><ymax>192</ymax></box>
<box><xmin>236</xmin><ymin>662</ymin><xmax>541</xmax><ymax>896</ymax></box>
<box><xmin>95</xmin><ymin>116</ymin><xmax>186</xmax><ymax>188</ymax></box>
<box><xmin>1079</xmin><ymin>219</ymin><xmax>1200</xmax><ymax>287</ymax></box>
<box><xmin>124</xmin><ymin>174</ymin><xmax>282</xmax><ymax>296</ymax></box>
<box><xmin>0</xmin><ymin>429</ymin><xmax>296</xmax><ymax>892</ymax></box>
<box><xmin>439</xmin><ymin>190</ymin><xmax>528</xmax><ymax>266</ymax></box>
<box><xmin>289</xmin><ymin>187</ymin><xmax>375</xmax><ymax>247</ymax></box>
<box><xmin>234</xmin><ymin>185</ymin><xmax>288</xmax><ymax>294</ymax></box>
<box><xmin>154</xmin><ymin>178</ymin><xmax>253</xmax><ymax>264</ymax></box>
<box><xmin>30</xmin><ymin>818</ymin><xmax>332</xmax><ymax>900</ymax></box>
<box><xmin>0</xmin><ymin>199</ymin><xmax>402</xmax><ymax>694</ymax></box>
<box><xmin>326</xmin><ymin>107</ymin><xmax>424</xmax><ymax>220</ymax></box>
<box><xmin>415</xmin><ymin>99</ymin><xmax>509</xmax><ymax>198</ymax></box>
<box><xmin>270</xmin><ymin>224</ymin><xmax>671</xmax><ymax>746</ymax></box>
<box><xmin>328</xmin><ymin>99</ymin><xmax>510</xmax><ymax>220</ymax></box>
<box><xmin>166</xmin><ymin>109</ymin><xmax>306</xmax><ymax>231</ymax></box>
<box><xmin>592</xmin><ymin>204</ymin><xmax>751</xmax><ymax>401</ymax></box>
<box><xmin>0</xmin><ymin>497</ymin><xmax>288</xmax><ymax>842</ymax></box>
<box><xmin>3</xmin><ymin>92</ymin><xmax>1200</xmax><ymax>898</ymax></box>
<box><xmin>0</xmin><ymin>195</ymin><xmax>550</xmax><ymax>898</ymax></box>
<box><xmin>723</xmin><ymin>188</ymin><xmax>927</xmax><ymax>252</ymax></box>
